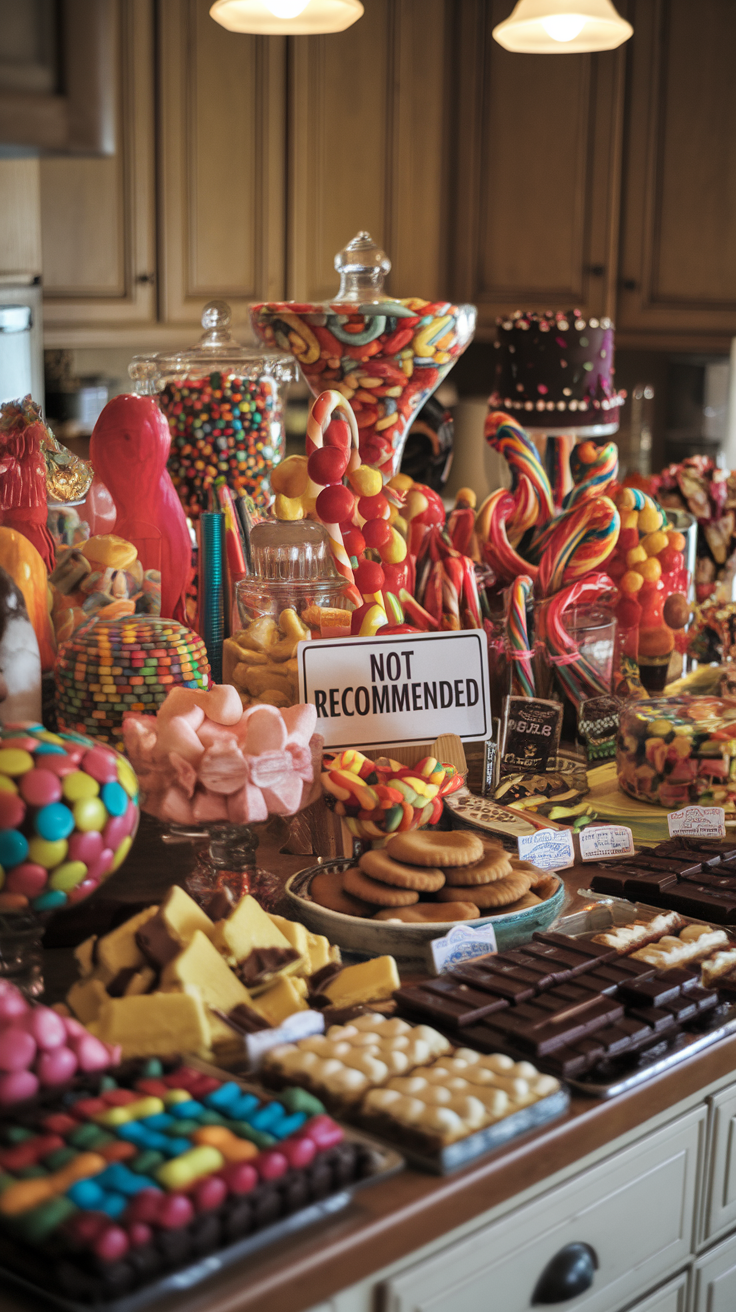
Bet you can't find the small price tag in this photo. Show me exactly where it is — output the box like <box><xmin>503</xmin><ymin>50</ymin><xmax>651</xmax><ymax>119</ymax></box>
<box><xmin>579</xmin><ymin>825</ymin><xmax>635</xmax><ymax>861</ymax></box>
<box><xmin>518</xmin><ymin>828</ymin><xmax>575</xmax><ymax>871</ymax></box>
<box><xmin>431</xmin><ymin>923</ymin><xmax>498</xmax><ymax>975</ymax></box>
<box><xmin>667</xmin><ymin>806</ymin><xmax>726</xmax><ymax>839</ymax></box>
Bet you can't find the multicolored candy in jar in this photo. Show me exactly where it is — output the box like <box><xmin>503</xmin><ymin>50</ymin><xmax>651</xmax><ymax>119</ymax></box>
<box><xmin>617</xmin><ymin>694</ymin><xmax>736</xmax><ymax>809</ymax></box>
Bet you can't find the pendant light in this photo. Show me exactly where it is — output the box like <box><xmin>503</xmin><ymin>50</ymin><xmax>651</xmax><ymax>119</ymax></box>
<box><xmin>210</xmin><ymin>0</ymin><xmax>363</xmax><ymax>35</ymax></box>
<box><xmin>493</xmin><ymin>0</ymin><xmax>632</xmax><ymax>53</ymax></box>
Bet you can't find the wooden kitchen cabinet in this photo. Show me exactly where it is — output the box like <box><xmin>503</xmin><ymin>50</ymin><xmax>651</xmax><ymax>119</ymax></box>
<box><xmin>40</xmin><ymin>0</ymin><xmax>157</xmax><ymax>331</ymax></box>
<box><xmin>448</xmin><ymin>0</ymin><xmax>626</xmax><ymax>339</ymax></box>
<box><xmin>287</xmin><ymin>0</ymin><xmax>449</xmax><ymax>305</ymax></box>
<box><xmin>617</xmin><ymin>0</ymin><xmax>736</xmax><ymax>348</ymax></box>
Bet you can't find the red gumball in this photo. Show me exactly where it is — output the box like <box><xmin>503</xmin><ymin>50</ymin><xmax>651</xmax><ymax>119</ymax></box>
<box><xmin>355</xmin><ymin>560</ymin><xmax>385</xmax><ymax>594</ymax></box>
<box><xmin>341</xmin><ymin>525</ymin><xmax>365</xmax><ymax>560</ymax></box>
<box><xmin>358</xmin><ymin>492</ymin><xmax>390</xmax><ymax>521</ymax></box>
<box><xmin>307</xmin><ymin>446</ymin><xmax>349</xmax><ymax>486</ymax></box>
<box><xmin>316</xmin><ymin>484</ymin><xmax>355</xmax><ymax>524</ymax></box>
<box><xmin>376</xmin><ymin>623</ymin><xmax>421</xmax><ymax>634</ymax></box>
<box><xmin>324</xmin><ymin>418</ymin><xmax>351</xmax><ymax>450</ymax></box>
<box><xmin>363</xmin><ymin>518</ymin><xmax>392</xmax><ymax>549</ymax></box>
<box><xmin>619</xmin><ymin>527</ymin><xmax>640</xmax><ymax>552</ymax></box>
<box><xmin>657</xmin><ymin>546</ymin><xmax>683</xmax><ymax>573</ymax></box>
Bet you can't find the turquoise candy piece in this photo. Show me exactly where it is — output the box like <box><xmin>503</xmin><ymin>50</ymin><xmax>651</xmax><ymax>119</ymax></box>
<box><xmin>272</xmin><ymin>1111</ymin><xmax>308</xmax><ymax>1139</ymax></box>
<box><xmin>141</xmin><ymin>1058</ymin><xmax>164</xmax><ymax>1077</ymax></box>
<box><xmin>35</xmin><ymin>801</ymin><xmax>75</xmax><ymax>841</ymax></box>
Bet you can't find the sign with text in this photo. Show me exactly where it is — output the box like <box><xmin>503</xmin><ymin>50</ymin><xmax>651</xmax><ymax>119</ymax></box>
<box><xmin>579</xmin><ymin>825</ymin><xmax>635</xmax><ymax>862</ymax></box>
<box><xmin>518</xmin><ymin>828</ymin><xmax>575</xmax><ymax>871</ymax></box>
<box><xmin>297</xmin><ymin>631</ymin><xmax>491</xmax><ymax>751</ymax></box>
<box><xmin>431</xmin><ymin>923</ymin><xmax>498</xmax><ymax>974</ymax></box>
<box><xmin>499</xmin><ymin>697</ymin><xmax>563</xmax><ymax>775</ymax></box>
<box><xmin>667</xmin><ymin>806</ymin><xmax>726</xmax><ymax>839</ymax></box>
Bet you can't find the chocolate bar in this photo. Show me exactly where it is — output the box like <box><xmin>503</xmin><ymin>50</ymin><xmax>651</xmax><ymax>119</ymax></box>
<box><xmin>394</xmin><ymin>979</ymin><xmax>508</xmax><ymax>1029</ymax></box>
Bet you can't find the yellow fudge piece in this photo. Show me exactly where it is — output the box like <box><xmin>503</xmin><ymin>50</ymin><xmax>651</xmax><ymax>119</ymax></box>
<box><xmin>160</xmin><ymin>931</ymin><xmax>256</xmax><ymax>1044</ymax></box>
<box><xmin>256</xmin><ymin>975</ymin><xmax>309</xmax><ymax>1027</ymax></box>
<box><xmin>268</xmin><ymin>914</ymin><xmax>310</xmax><ymax>959</ymax></box>
<box><xmin>151</xmin><ymin>885</ymin><xmax>214</xmax><ymax>949</ymax></box>
<box><xmin>96</xmin><ymin>906</ymin><xmax>160</xmax><ymax>981</ymax></box>
<box><xmin>123</xmin><ymin>967</ymin><xmax>157</xmax><ymax>996</ymax></box>
<box><xmin>306</xmin><ymin>931</ymin><xmax>341</xmax><ymax>973</ymax></box>
<box><xmin>210</xmin><ymin>894</ymin><xmax>299</xmax><ymax>967</ymax></box>
<box><xmin>268</xmin><ymin>915</ymin><xmax>340</xmax><ymax>975</ymax></box>
<box><xmin>74</xmin><ymin>936</ymin><xmax>97</xmax><ymax>977</ymax></box>
<box><xmin>88</xmin><ymin>991</ymin><xmax>212</xmax><ymax>1059</ymax></box>
<box><xmin>323</xmin><ymin>956</ymin><xmax>400</xmax><ymax>1008</ymax></box>
<box><xmin>67</xmin><ymin>977</ymin><xmax>109</xmax><ymax>1024</ymax></box>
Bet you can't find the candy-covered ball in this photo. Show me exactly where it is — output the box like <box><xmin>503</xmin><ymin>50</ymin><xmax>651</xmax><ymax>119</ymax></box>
<box><xmin>0</xmin><ymin>725</ymin><xmax>139</xmax><ymax>914</ymax></box>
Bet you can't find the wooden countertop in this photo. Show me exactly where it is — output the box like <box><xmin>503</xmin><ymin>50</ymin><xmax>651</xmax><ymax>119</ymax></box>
<box><xmin>9</xmin><ymin>818</ymin><xmax>736</xmax><ymax>1312</ymax></box>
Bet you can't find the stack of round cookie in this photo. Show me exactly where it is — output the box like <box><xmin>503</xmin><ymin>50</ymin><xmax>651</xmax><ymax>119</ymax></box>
<box><xmin>309</xmin><ymin>832</ymin><xmax>557</xmax><ymax>923</ymax></box>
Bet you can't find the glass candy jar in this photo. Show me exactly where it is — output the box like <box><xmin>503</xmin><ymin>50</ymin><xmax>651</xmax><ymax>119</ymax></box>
<box><xmin>130</xmin><ymin>301</ymin><xmax>296</xmax><ymax>518</ymax></box>
<box><xmin>226</xmin><ymin>520</ymin><xmax>353</xmax><ymax>710</ymax></box>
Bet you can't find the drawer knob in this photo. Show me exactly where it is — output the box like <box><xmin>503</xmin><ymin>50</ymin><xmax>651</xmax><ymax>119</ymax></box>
<box><xmin>532</xmin><ymin>1242</ymin><xmax>598</xmax><ymax>1304</ymax></box>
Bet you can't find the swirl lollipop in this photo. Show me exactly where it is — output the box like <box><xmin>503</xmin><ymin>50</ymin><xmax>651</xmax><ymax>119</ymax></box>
<box><xmin>537</xmin><ymin>496</ymin><xmax>620</xmax><ymax>597</ymax></box>
<box><xmin>565</xmin><ymin>440</ymin><xmax>619</xmax><ymax>508</ymax></box>
<box><xmin>485</xmin><ymin>411</ymin><xmax>554</xmax><ymax>527</ymax></box>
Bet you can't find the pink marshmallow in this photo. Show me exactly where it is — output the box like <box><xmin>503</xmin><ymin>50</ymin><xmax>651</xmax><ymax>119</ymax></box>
<box><xmin>158</xmin><ymin>787</ymin><xmax>196</xmax><ymax>825</ymax></box>
<box><xmin>155</xmin><ymin>715</ymin><xmax>205</xmax><ymax>766</ymax></box>
<box><xmin>122</xmin><ymin>714</ymin><xmax>159</xmax><ymax>765</ymax></box>
<box><xmin>0</xmin><ymin>1070</ymin><xmax>39</xmax><ymax>1106</ymax></box>
<box><xmin>156</xmin><ymin>688</ymin><xmax>206</xmax><ymax>729</ymax></box>
<box><xmin>243</xmin><ymin>705</ymin><xmax>288</xmax><ymax>754</ymax></box>
<box><xmin>198</xmin><ymin>741</ymin><xmax>249</xmax><ymax>795</ymax></box>
<box><xmin>190</xmin><ymin>685</ymin><xmax>242</xmax><ymax>725</ymax></box>
<box><xmin>261</xmin><ymin>774</ymin><xmax>303</xmax><ymax>816</ymax></box>
<box><xmin>287</xmin><ymin>741</ymin><xmax>313</xmax><ymax>782</ymax></box>
<box><xmin>62</xmin><ymin>1016</ymin><xmax>87</xmax><ymax>1039</ymax></box>
<box><xmin>227</xmin><ymin>783</ymin><xmax>268</xmax><ymax>824</ymax></box>
<box><xmin>281</xmin><ymin>703</ymin><xmax>317</xmax><ymax>745</ymax></box>
<box><xmin>191</xmin><ymin>788</ymin><xmax>229</xmax><ymax>823</ymax></box>
<box><xmin>169</xmin><ymin>752</ymin><xmax>198</xmax><ymax>799</ymax></box>
<box><xmin>195</xmin><ymin>718</ymin><xmax>240</xmax><ymax>749</ymax></box>
<box><xmin>248</xmin><ymin>750</ymin><xmax>292</xmax><ymax>789</ymax></box>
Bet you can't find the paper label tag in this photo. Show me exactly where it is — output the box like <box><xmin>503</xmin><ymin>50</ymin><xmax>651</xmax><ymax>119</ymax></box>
<box><xmin>244</xmin><ymin>1009</ymin><xmax>324</xmax><ymax>1070</ymax></box>
<box><xmin>431</xmin><ymin>922</ymin><xmax>497</xmax><ymax>974</ymax></box>
<box><xmin>579</xmin><ymin>825</ymin><xmax>635</xmax><ymax>861</ymax></box>
<box><xmin>667</xmin><ymin>806</ymin><xmax>726</xmax><ymax>838</ymax></box>
<box><xmin>518</xmin><ymin>828</ymin><xmax>575</xmax><ymax>871</ymax></box>
<box><xmin>297</xmin><ymin>630</ymin><xmax>491</xmax><ymax>751</ymax></box>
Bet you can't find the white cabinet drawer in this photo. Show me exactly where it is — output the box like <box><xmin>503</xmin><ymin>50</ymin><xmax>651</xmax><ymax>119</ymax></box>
<box><xmin>704</xmin><ymin>1083</ymin><xmax>736</xmax><ymax>1241</ymax></box>
<box><xmin>628</xmin><ymin>1272</ymin><xmax>689</xmax><ymax>1312</ymax></box>
<box><xmin>384</xmin><ymin>1107</ymin><xmax>705</xmax><ymax>1312</ymax></box>
<box><xmin>694</xmin><ymin>1229</ymin><xmax>736</xmax><ymax>1312</ymax></box>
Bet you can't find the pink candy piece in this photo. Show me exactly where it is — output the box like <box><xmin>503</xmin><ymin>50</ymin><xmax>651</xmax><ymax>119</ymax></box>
<box><xmin>156</xmin><ymin>687</ymin><xmax>206</xmax><ymax>727</ymax></box>
<box><xmin>256</xmin><ymin>1150</ymin><xmax>288</xmax><ymax>1181</ymax></box>
<box><xmin>227</xmin><ymin>783</ymin><xmax>268</xmax><ymax>825</ymax></box>
<box><xmin>68</xmin><ymin>830</ymin><xmax>104</xmax><ymax>865</ymax></box>
<box><xmin>282</xmin><ymin>702</ymin><xmax>317</xmax><ymax>744</ymax></box>
<box><xmin>168</xmin><ymin>751</ymin><xmax>197</xmax><ymax>799</ymax></box>
<box><xmin>155</xmin><ymin>715</ymin><xmax>205</xmax><ymax>766</ymax></box>
<box><xmin>0</xmin><ymin>1027</ymin><xmax>36</xmax><ymax>1072</ymax></box>
<box><xmin>36</xmin><ymin>1044</ymin><xmax>78</xmax><ymax>1086</ymax></box>
<box><xmin>157</xmin><ymin>1193</ymin><xmax>194</xmax><ymax>1229</ymax></box>
<box><xmin>64</xmin><ymin>1211</ymin><xmax>109</xmax><ymax>1247</ymax></box>
<box><xmin>122</xmin><ymin>714</ymin><xmax>158</xmax><ymax>765</ymax></box>
<box><xmin>279</xmin><ymin>1135</ymin><xmax>316</xmax><ymax>1169</ymax></box>
<box><xmin>195</xmin><ymin>718</ymin><xmax>239</xmax><ymax>750</ymax></box>
<box><xmin>86</xmin><ymin>849</ymin><xmax>114</xmax><ymax>883</ymax></box>
<box><xmin>198</xmin><ymin>740</ymin><xmax>249</xmax><ymax>795</ymax></box>
<box><xmin>0</xmin><ymin>988</ymin><xmax>29</xmax><ymax>1023</ymax></box>
<box><xmin>192</xmin><ymin>1175</ymin><xmax>227</xmax><ymax>1212</ymax></box>
<box><xmin>261</xmin><ymin>775</ymin><xmax>303</xmax><ymax>816</ymax></box>
<box><xmin>123</xmin><ymin>799</ymin><xmax>138</xmax><ymax>835</ymax></box>
<box><xmin>40</xmin><ymin>755</ymin><xmax>77</xmax><ymax>778</ymax></box>
<box><xmin>127</xmin><ymin>1221</ymin><xmax>153</xmax><ymax>1248</ymax></box>
<box><xmin>19</xmin><ymin>768</ymin><xmax>62</xmax><ymax>808</ymax></box>
<box><xmin>62</xmin><ymin>1016</ymin><xmax>87</xmax><ymax>1039</ymax></box>
<box><xmin>5</xmin><ymin>863</ymin><xmax>48</xmax><ymax>899</ymax></box>
<box><xmin>191</xmin><ymin>788</ymin><xmax>229</xmax><ymax>823</ymax></box>
<box><xmin>19</xmin><ymin>1006</ymin><xmax>66</xmax><ymax>1051</ymax></box>
<box><xmin>71</xmin><ymin>1032</ymin><xmax>115</xmax><ymax>1072</ymax></box>
<box><xmin>299</xmin><ymin>1115</ymin><xmax>344</xmax><ymax>1150</ymax></box>
<box><xmin>220</xmin><ymin>1162</ymin><xmax>257</xmax><ymax>1195</ymax></box>
<box><xmin>102</xmin><ymin>815</ymin><xmax>129</xmax><ymax>851</ymax></box>
<box><xmin>244</xmin><ymin>705</ymin><xmax>288</xmax><ymax>754</ymax></box>
<box><xmin>125</xmin><ymin>1189</ymin><xmax>163</xmax><ymax>1225</ymax></box>
<box><xmin>68</xmin><ymin>878</ymin><xmax>101</xmax><ymax>904</ymax></box>
<box><xmin>159</xmin><ymin>787</ymin><xmax>196</xmax><ymax>825</ymax></box>
<box><xmin>0</xmin><ymin>792</ymin><xmax>26</xmax><ymax>829</ymax></box>
<box><xmin>82</xmin><ymin>747</ymin><xmax>119</xmax><ymax>784</ymax></box>
<box><xmin>192</xmin><ymin>685</ymin><xmax>242</xmax><ymax>725</ymax></box>
<box><xmin>0</xmin><ymin>1069</ymin><xmax>39</xmax><ymax>1105</ymax></box>
<box><xmin>93</xmin><ymin>1225</ymin><xmax>130</xmax><ymax>1263</ymax></box>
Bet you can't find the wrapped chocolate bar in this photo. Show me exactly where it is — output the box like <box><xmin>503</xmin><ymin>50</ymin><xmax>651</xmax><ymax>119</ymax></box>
<box><xmin>617</xmin><ymin>694</ymin><xmax>736</xmax><ymax>809</ymax></box>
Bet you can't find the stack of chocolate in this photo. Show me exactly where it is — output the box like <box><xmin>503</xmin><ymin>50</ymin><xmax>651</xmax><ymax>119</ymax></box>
<box><xmin>394</xmin><ymin>922</ymin><xmax>725</xmax><ymax>1080</ymax></box>
<box><xmin>587</xmin><ymin>838</ymin><xmax>736</xmax><ymax>924</ymax></box>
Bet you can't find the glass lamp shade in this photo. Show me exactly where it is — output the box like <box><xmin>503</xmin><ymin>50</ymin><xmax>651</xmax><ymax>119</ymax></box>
<box><xmin>209</xmin><ymin>0</ymin><xmax>363</xmax><ymax>35</ymax></box>
<box><xmin>493</xmin><ymin>0</ymin><xmax>632</xmax><ymax>53</ymax></box>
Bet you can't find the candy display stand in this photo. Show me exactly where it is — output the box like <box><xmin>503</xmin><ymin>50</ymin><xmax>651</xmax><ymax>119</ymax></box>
<box><xmin>130</xmin><ymin>302</ymin><xmax>296</xmax><ymax>517</ymax></box>
<box><xmin>251</xmin><ymin>232</ymin><xmax>476</xmax><ymax>479</ymax></box>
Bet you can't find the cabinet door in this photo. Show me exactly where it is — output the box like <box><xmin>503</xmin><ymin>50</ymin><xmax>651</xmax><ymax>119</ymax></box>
<box><xmin>288</xmin><ymin>0</ymin><xmax>449</xmax><ymax>304</ymax></box>
<box><xmin>449</xmin><ymin>0</ymin><xmax>626</xmax><ymax>338</ymax></box>
<box><xmin>703</xmin><ymin>1084</ymin><xmax>736</xmax><ymax>1242</ymax></box>
<box><xmin>694</xmin><ymin>1230</ymin><xmax>736</xmax><ymax>1312</ymax></box>
<box><xmin>617</xmin><ymin>0</ymin><xmax>736</xmax><ymax>346</ymax></box>
<box><xmin>629</xmin><ymin>1273</ymin><xmax>689</xmax><ymax>1312</ymax></box>
<box><xmin>157</xmin><ymin>0</ymin><xmax>286</xmax><ymax>326</ymax></box>
<box><xmin>40</xmin><ymin>0</ymin><xmax>156</xmax><ymax>330</ymax></box>
<box><xmin>384</xmin><ymin>1107</ymin><xmax>704</xmax><ymax>1312</ymax></box>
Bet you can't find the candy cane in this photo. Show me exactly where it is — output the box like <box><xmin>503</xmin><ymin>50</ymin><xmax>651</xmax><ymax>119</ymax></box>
<box><xmin>507</xmin><ymin>574</ymin><xmax>535</xmax><ymax>697</ymax></box>
<box><xmin>477</xmin><ymin>489</ymin><xmax>539</xmax><ymax>584</ymax></box>
<box><xmin>564</xmin><ymin>441</ymin><xmax>619</xmax><ymax>508</ymax></box>
<box><xmin>485</xmin><ymin>411</ymin><xmax>555</xmax><ymax>527</ymax></box>
<box><xmin>537</xmin><ymin>496</ymin><xmax>620</xmax><ymax>597</ymax></box>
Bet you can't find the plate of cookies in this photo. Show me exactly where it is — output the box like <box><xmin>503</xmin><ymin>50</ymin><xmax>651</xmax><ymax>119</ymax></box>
<box><xmin>284</xmin><ymin>831</ymin><xmax>567</xmax><ymax>966</ymax></box>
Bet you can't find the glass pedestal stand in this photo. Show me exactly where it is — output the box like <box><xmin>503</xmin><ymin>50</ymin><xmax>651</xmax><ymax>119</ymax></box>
<box><xmin>162</xmin><ymin>821</ymin><xmax>285</xmax><ymax>913</ymax></box>
<box><xmin>0</xmin><ymin>912</ymin><xmax>44</xmax><ymax>998</ymax></box>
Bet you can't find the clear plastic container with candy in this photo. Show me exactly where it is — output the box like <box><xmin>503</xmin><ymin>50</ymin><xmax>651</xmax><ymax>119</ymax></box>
<box><xmin>130</xmin><ymin>302</ymin><xmax>296</xmax><ymax>517</ymax></box>
<box><xmin>225</xmin><ymin>520</ymin><xmax>352</xmax><ymax>709</ymax></box>
<box><xmin>617</xmin><ymin>693</ymin><xmax>736</xmax><ymax>809</ymax></box>
<box><xmin>251</xmin><ymin>232</ymin><xmax>475</xmax><ymax>479</ymax></box>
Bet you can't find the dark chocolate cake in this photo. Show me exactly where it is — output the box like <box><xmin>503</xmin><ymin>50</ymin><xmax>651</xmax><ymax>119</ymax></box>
<box><xmin>490</xmin><ymin>310</ymin><xmax>625</xmax><ymax>432</ymax></box>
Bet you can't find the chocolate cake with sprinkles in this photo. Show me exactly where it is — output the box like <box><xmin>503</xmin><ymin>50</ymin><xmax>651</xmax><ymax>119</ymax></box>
<box><xmin>490</xmin><ymin>310</ymin><xmax>625</xmax><ymax>434</ymax></box>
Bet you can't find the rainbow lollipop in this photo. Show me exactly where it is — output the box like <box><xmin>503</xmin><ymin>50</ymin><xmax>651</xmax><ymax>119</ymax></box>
<box><xmin>485</xmin><ymin>411</ymin><xmax>555</xmax><ymax>527</ymax></box>
<box><xmin>565</xmin><ymin>440</ymin><xmax>619</xmax><ymax>508</ymax></box>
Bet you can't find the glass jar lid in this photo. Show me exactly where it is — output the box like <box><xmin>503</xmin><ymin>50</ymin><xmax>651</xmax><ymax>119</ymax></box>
<box><xmin>129</xmin><ymin>300</ymin><xmax>296</xmax><ymax>391</ymax></box>
<box><xmin>246</xmin><ymin>519</ymin><xmax>340</xmax><ymax>585</ymax></box>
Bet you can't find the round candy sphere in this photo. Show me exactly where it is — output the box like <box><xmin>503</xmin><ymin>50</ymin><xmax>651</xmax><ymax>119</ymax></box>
<box><xmin>0</xmin><ymin>724</ymin><xmax>139</xmax><ymax>915</ymax></box>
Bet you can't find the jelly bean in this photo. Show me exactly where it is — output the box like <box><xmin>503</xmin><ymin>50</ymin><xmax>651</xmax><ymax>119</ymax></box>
<box><xmin>157</xmin><ymin>1191</ymin><xmax>195</xmax><ymax>1229</ymax></box>
<box><xmin>45</xmin><ymin>1146</ymin><xmax>78</xmax><ymax>1171</ymax></box>
<box><xmin>82</xmin><ymin>748</ymin><xmax>119</xmax><ymax>784</ymax></box>
<box><xmin>124</xmin><ymin>1188</ymin><xmax>164</xmax><ymax>1225</ymax></box>
<box><xmin>156</xmin><ymin>1145</ymin><xmax>224</xmax><ymax>1191</ymax></box>
<box><xmin>168</xmin><ymin>1098</ymin><xmax>205</xmax><ymax>1120</ymax></box>
<box><xmin>191</xmin><ymin>1127</ymin><xmax>258</xmax><ymax>1163</ymax></box>
<box><xmin>68</xmin><ymin>1178</ymin><xmax>107</xmax><ymax>1209</ymax></box>
<box><xmin>95</xmin><ymin>1096</ymin><xmax>165</xmax><ymax>1126</ymax></box>
<box><xmin>93</xmin><ymin>1224</ymin><xmax>130</xmax><ymax>1262</ymax></box>
<box><xmin>256</xmin><ymin>1149</ymin><xmax>288</xmax><ymax>1181</ymax></box>
<box><xmin>62</xmin><ymin>771</ymin><xmax>100</xmax><ymax>802</ymax></box>
<box><xmin>0</xmin><ymin>830</ymin><xmax>29</xmax><ymax>869</ymax></box>
<box><xmin>73</xmin><ymin>798</ymin><xmax>108</xmax><ymax>832</ymax></box>
<box><xmin>219</xmin><ymin>1161</ymin><xmax>257</xmax><ymax>1195</ymax></box>
<box><xmin>192</xmin><ymin>1174</ymin><xmax>227</xmax><ymax>1212</ymax></box>
<box><xmin>279</xmin><ymin>1135</ymin><xmax>316</xmax><ymax>1168</ymax></box>
<box><xmin>249</xmin><ymin>1102</ymin><xmax>286</xmax><ymax>1131</ymax></box>
<box><xmin>220</xmin><ymin>1089</ymin><xmax>259</xmax><ymax>1118</ymax></box>
<box><xmin>0</xmin><ymin>1027</ymin><xmax>36</xmax><ymax>1072</ymax></box>
<box><xmin>130</xmin><ymin>1150</ymin><xmax>165</xmax><ymax>1176</ymax></box>
<box><xmin>281</xmin><ymin>1087</ymin><xmax>326</xmax><ymax>1117</ymax></box>
<box><xmin>98</xmin><ymin>1141</ymin><xmax>137</xmax><ymax>1164</ymax></box>
<box><xmin>299</xmin><ymin>1115</ymin><xmax>344</xmax><ymax>1149</ymax></box>
<box><xmin>19</xmin><ymin>1005</ymin><xmax>66</xmax><ymax>1051</ymax></box>
<box><xmin>15</xmin><ymin>1195</ymin><xmax>77</xmax><ymax>1244</ymax></box>
<box><xmin>35</xmin><ymin>802</ymin><xmax>75</xmax><ymax>841</ymax></box>
<box><xmin>127</xmin><ymin>1221</ymin><xmax>153</xmax><ymax>1247</ymax></box>
<box><xmin>64</xmin><ymin>1209</ymin><xmax>110</xmax><ymax>1246</ymax></box>
<box><xmin>141</xmin><ymin>1113</ymin><xmax>174</xmax><ymax>1131</ymax></box>
<box><xmin>43</xmin><ymin>1113</ymin><xmax>78</xmax><ymax>1135</ymax></box>
<box><xmin>272</xmin><ymin>1112</ymin><xmax>308</xmax><ymax>1139</ymax></box>
<box><xmin>97</xmin><ymin>1164</ymin><xmax>155</xmax><ymax>1196</ymax></box>
<box><xmin>36</xmin><ymin>1045</ymin><xmax>78</xmax><ymax>1086</ymax></box>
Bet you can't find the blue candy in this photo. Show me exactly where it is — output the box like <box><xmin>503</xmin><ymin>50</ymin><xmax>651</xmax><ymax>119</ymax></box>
<box><xmin>33</xmin><ymin>743</ymin><xmax>65</xmax><ymax>755</ymax></box>
<box><xmin>204</xmin><ymin>1083</ymin><xmax>242</xmax><ymax>1111</ymax></box>
<box><xmin>272</xmin><ymin>1111</ymin><xmax>308</xmax><ymax>1139</ymax></box>
<box><xmin>33</xmin><ymin>889</ymin><xmax>67</xmax><ymax>911</ymax></box>
<box><xmin>227</xmin><ymin>1093</ymin><xmax>260</xmax><ymax>1120</ymax></box>
<box><xmin>101</xmin><ymin>781</ymin><xmax>127</xmax><ymax>816</ymax></box>
<box><xmin>97</xmin><ymin>1192</ymin><xmax>128</xmax><ymax>1219</ymax></box>
<box><xmin>163</xmin><ymin>1138</ymin><xmax>192</xmax><ymax>1157</ymax></box>
<box><xmin>168</xmin><ymin>1100</ymin><xmax>205</xmax><ymax>1120</ymax></box>
<box><xmin>67</xmin><ymin>1179</ymin><xmax>105</xmax><ymax>1209</ymax></box>
<box><xmin>116</xmin><ymin>1123</ymin><xmax>148</xmax><ymax>1145</ymax></box>
<box><xmin>96</xmin><ymin>1164</ymin><xmax>155</xmax><ymax>1196</ymax></box>
<box><xmin>140</xmin><ymin>1113</ymin><xmax>174</xmax><ymax>1131</ymax></box>
<box><xmin>0</xmin><ymin>830</ymin><xmax>28</xmax><ymax>869</ymax></box>
<box><xmin>35</xmin><ymin>802</ymin><xmax>75</xmax><ymax>841</ymax></box>
<box><xmin>249</xmin><ymin>1102</ymin><xmax>286</xmax><ymax>1131</ymax></box>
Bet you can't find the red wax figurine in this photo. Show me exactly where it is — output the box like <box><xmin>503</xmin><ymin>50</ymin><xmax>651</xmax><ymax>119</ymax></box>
<box><xmin>0</xmin><ymin>398</ymin><xmax>56</xmax><ymax>571</ymax></box>
<box><xmin>90</xmin><ymin>395</ymin><xmax>190</xmax><ymax>623</ymax></box>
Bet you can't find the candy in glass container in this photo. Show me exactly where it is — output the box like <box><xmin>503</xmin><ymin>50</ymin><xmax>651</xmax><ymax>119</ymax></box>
<box><xmin>130</xmin><ymin>301</ymin><xmax>296</xmax><ymax>517</ymax></box>
<box><xmin>251</xmin><ymin>232</ymin><xmax>476</xmax><ymax>479</ymax></box>
<box><xmin>0</xmin><ymin>723</ymin><xmax>139</xmax><ymax>994</ymax></box>
<box><xmin>617</xmin><ymin>693</ymin><xmax>736</xmax><ymax>809</ymax></box>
